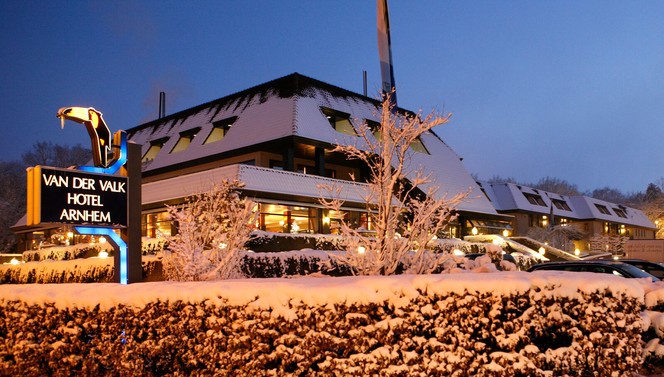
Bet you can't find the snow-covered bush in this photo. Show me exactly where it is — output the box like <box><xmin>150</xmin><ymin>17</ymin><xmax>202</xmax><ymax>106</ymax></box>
<box><xmin>163</xmin><ymin>179</ymin><xmax>258</xmax><ymax>281</ymax></box>
<box><xmin>0</xmin><ymin>272</ymin><xmax>645</xmax><ymax>376</ymax></box>
<box><xmin>318</xmin><ymin>96</ymin><xmax>466</xmax><ymax>276</ymax></box>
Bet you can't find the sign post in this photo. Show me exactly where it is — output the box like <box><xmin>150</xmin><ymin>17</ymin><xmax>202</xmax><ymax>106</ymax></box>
<box><xmin>26</xmin><ymin>107</ymin><xmax>142</xmax><ymax>284</ymax></box>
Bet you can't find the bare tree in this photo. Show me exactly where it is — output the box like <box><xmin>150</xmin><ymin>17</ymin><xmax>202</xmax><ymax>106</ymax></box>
<box><xmin>0</xmin><ymin>161</ymin><xmax>26</xmax><ymax>251</ymax></box>
<box><xmin>163</xmin><ymin>179</ymin><xmax>258</xmax><ymax>281</ymax></box>
<box><xmin>22</xmin><ymin>141</ymin><xmax>90</xmax><ymax>168</ymax></box>
<box><xmin>319</xmin><ymin>95</ymin><xmax>466</xmax><ymax>275</ymax></box>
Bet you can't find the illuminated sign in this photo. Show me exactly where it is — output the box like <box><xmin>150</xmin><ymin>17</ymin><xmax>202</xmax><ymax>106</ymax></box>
<box><xmin>27</xmin><ymin>166</ymin><xmax>127</xmax><ymax>227</ymax></box>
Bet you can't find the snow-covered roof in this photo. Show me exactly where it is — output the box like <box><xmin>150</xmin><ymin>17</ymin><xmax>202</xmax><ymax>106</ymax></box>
<box><xmin>129</xmin><ymin>73</ymin><xmax>497</xmax><ymax>216</ymax></box>
<box><xmin>143</xmin><ymin>164</ymin><xmax>370</xmax><ymax>207</ymax></box>
<box><xmin>479</xmin><ymin>181</ymin><xmax>656</xmax><ymax>229</ymax></box>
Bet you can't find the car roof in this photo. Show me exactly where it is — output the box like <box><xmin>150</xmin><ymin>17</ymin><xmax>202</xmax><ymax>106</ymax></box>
<box><xmin>527</xmin><ymin>260</ymin><xmax>658</xmax><ymax>279</ymax></box>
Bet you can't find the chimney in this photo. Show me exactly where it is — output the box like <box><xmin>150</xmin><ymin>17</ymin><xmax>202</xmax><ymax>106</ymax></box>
<box><xmin>158</xmin><ymin>92</ymin><xmax>166</xmax><ymax>118</ymax></box>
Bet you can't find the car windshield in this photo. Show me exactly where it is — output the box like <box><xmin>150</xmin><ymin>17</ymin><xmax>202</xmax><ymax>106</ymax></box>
<box><xmin>618</xmin><ymin>263</ymin><xmax>659</xmax><ymax>280</ymax></box>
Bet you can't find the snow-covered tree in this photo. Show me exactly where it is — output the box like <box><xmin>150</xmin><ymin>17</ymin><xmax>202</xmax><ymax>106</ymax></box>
<box><xmin>163</xmin><ymin>179</ymin><xmax>257</xmax><ymax>281</ymax></box>
<box><xmin>589</xmin><ymin>234</ymin><xmax>627</xmax><ymax>255</ymax></box>
<box><xmin>319</xmin><ymin>95</ymin><xmax>466</xmax><ymax>275</ymax></box>
<box><xmin>526</xmin><ymin>225</ymin><xmax>585</xmax><ymax>252</ymax></box>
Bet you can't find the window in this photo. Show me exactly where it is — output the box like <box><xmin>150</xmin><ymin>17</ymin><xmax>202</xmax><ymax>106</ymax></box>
<box><xmin>595</xmin><ymin>204</ymin><xmax>611</xmax><ymax>215</ymax></box>
<box><xmin>552</xmin><ymin>199</ymin><xmax>572</xmax><ymax>211</ymax></box>
<box><xmin>613</xmin><ymin>208</ymin><xmax>627</xmax><ymax>218</ymax></box>
<box><xmin>142</xmin><ymin>137</ymin><xmax>169</xmax><ymax>162</ymax></box>
<box><xmin>410</xmin><ymin>137</ymin><xmax>430</xmax><ymax>154</ymax></box>
<box><xmin>171</xmin><ymin>127</ymin><xmax>200</xmax><ymax>153</ymax></box>
<box><xmin>366</xmin><ymin>120</ymin><xmax>382</xmax><ymax>139</ymax></box>
<box><xmin>523</xmin><ymin>193</ymin><xmax>546</xmax><ymax>206</ymax></box>
<box><xmin>321</xmin><ymin>107</ymin><xmax>357</xmax><ymax>136</ymax></box>
<box><xmin>205</xmin><ymin>116</ymin><xmax>237</xmax><ymax>144</ymax></box>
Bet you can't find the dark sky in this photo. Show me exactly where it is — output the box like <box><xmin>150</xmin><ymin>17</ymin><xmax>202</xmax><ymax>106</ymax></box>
<box><xmin>1</xmin><ymin>1</ymin><xmax>663</xmax><ymax>193</ymax></box>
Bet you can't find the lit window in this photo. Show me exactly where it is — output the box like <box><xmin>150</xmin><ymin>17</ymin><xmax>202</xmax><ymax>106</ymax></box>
<box><xmin>171</xmin><ymin>128</ymin><xmax>200</xmax><ymax>153</ymax></box>
<box><xmin>321</xmin><ymin>107</ymin><xmax>357</xmax><ymax>136</ymax></box>
<box><xmin>205</xmin><ymin>116</ymin><xmax>237</xmax><ymax>144</ymax></box>
<box><xmin>142</xmin><ymin>137</ymin><xmax>169</xmax><ymax>162</ymax></box>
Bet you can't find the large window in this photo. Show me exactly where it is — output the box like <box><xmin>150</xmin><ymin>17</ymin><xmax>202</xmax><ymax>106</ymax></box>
<box><xmin>142</xmin><ymin>211</ymin><xmax>173</xmax><ymax>238</ymax></box>
<box><xmin>258</xmin><ymin>204</ymin><xmax>319</xmax><ymax>234</ymax></box>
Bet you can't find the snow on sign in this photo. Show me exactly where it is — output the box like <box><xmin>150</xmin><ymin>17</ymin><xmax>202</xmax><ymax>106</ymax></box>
<box><xmin>26</xmin><ymin>165</ymin><xmax>128</xmax><ymax>227</ymax></box>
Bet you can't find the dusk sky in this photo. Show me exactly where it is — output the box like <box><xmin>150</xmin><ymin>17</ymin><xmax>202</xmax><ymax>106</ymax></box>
<box><xmin>1</xmin><ymin>1</ymin><xmax>663</xmax><ymax>194</ymax></box>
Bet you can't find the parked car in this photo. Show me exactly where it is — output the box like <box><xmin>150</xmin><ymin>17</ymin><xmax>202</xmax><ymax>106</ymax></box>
<box><xmin>527</xmin><ymin>260</ymin><xmax>659</xmax><ymax>280</ymax></box>
<box><xmin>616</xmin><ymin>259</ymin><xmax>664</xmax><ymax>280</ymax></box>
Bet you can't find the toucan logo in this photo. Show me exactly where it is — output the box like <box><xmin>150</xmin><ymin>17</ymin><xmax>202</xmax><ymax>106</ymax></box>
<box><xmin>57</xmin><ymin>107</ymin><xmax>112</xmax><ymax>168</ymax></box>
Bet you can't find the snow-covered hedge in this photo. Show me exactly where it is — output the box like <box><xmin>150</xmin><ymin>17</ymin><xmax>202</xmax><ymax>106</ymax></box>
<box><xmin>641</xmin><ymin>281</ymin><xmax>664</xmax><ymax>374</ymax></box>
<box><xmin>22</xmin><ymin>243</ymin><xmax>114</xmax><ymax>262</ymax></box>
<box><xmin>0</xmin><ymin>257</ymin><xmax>162</xmax><ymax>284</ymax></box>
<box><xmin>0</xmin><ymin>272</ymin><xmax>645</xmax><ymax>376</ymax></box>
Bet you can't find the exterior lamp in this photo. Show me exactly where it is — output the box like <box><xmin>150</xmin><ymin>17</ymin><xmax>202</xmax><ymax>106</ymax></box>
<box><xmin>574</xmin><ymin>248</ymin><xmax>580</xmax><ymax>256</ymax></box>
<box><xmin>323</xmin><ymin>216</ymin><xmax>331</xmax><ymax>225</ymax></box>
<box><xmin>453</xmin><ymin>249</ymin><xmax>465</xmax><ymax>256</ymax></box>
<box><xmin>502</xmin><ymin>229</ymin><xmax>510</xmax><ymax>237</ymax></box>
<box><xmin>471</xmin><ymin>227</ymin><xmax>478</xmax><ymax>236</ymax></box>
<box><xmin>538</xmin><ymin>247</ymin><xmax>546</xmax><ymax>255</ymax></box>
<box><xmin>357</xmin><ymin>246</ymin><xmax>366</xmax><ymax>255</ymax></box>
<box><xmin>10</xmin><ymin>258</ymin><xmax>20</xmax><ymax>265</ymax></box>
<box><xmin>99</xmin><ymin>236</ymin><xmax>107</xmax><ymax>244</ymax></box>
<box><xmin>98</xmin><ymin>251</ymin><xmax>109</xmax><ymax>259</ymax></box>
<box><xmin>67</xmin><ymin>231</ymin><xmax>73</xmax><ymax>239</ymax></box>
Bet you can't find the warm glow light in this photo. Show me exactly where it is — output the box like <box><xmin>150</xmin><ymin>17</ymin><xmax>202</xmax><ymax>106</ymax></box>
<box><xmin>492</xmin><ymin>239</ymin><xmax>502</xmax><ymax>245</ymax></box>
<box><xmin>323</xmin><ymin>216</ymin><xmax>331</xmax><ymax>225</ymax></box>
<box><xmin>98</xmin><ymin>251</ymin><xmax>109</xmax><ymax>259</ymax></box>
<box><xmin>431</xmin><ymin>235</ymin><xmax>438</xmax><ymax>240</ymax></box>
<box><xmin>218</xmin><ymin>242</ymin><xmax>227</xmax><ymax>249</ymax></box>
<box><xmin>538</xmin><ymin>247</ymin><xmax>546</xmax><ymax>255</ymax></box>
<box><xmin>502</xmin><ymin>229</ymin><xmax>509</xmax><ymax>237</ymax></box>
<box><xmin>10</xmin><ymin>258</ymin><xmax>19</xmax><ymax>265</ymax></box>
<box><xmin>574</xmin><ymin>248</ymin><xmax>580</xmax><ymax>256</ymax></box>
<box><xmin>613</xmin><ymin>255</ymin><xmax>620</xmax><ymax>260</ymax></box>
<box><xmin>453</xmin><ymin>249</ymin><xmax>465</xmax><ymax>256</ymax></box>
<box><xmin>357</xmin><ymin>246</ymin><xmax>366</xmax><ymax>255</ymax></box>
<box><xmin>67</xmin><ymin>232</ymin><xmax>73</xmax><ymax>238</ymax></box>
<box><xmin>471</xmin><ymin>227</ymin><xmax>478</xmax><ymax>236</ymax></box>
<box><xmin>99</xmin><ymin>236</ymin><xmax>106</xmax><ymax>244</ymax></box>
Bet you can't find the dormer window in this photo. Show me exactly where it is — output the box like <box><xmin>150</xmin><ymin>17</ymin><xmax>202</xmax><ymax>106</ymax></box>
<box><xmin>552</xmin><ymin>199</ymin><xmax>572</xmax><ymax>211</ymax></box>
<box><xmin>142</xmin><ymin>137</ymin><xmax>169</xmax><ymax>162</ymax></box>
<box><xmin>205</xmin><ymin>116</ymin><xmax>237</xmax><ymax>144</ymax></box>
<box><xmin>409</xmin><ymin>137</ymin><xmax>429</xmax><ymax>154</ymax></box>
<box><xmin>171</xmin><ymin>127</ymin><xmax>200</xmax><ymax>153</ymax></box>
<box><xmin>523</xmin><ymin>192</ymin><xmax>546</xmax><ymax>206</ymax></box>
<box><xmin>366</xmin><ymin>120</ymin><xmax>382</xmax><ymax>140</ymax></box>
<box><xmin>613</xmin><ymin>208</ymin><xmax>627</xmax><ymax>218</ymax></box>
<box><xmin>595</xmin><ymin>204</ymin><xmax>611</xmax><ymax>215</ymax></box>
<box><xmin>321</xmin><ymin>107</ymin><xmax>357</xmax><ymax>136</ymax></box>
